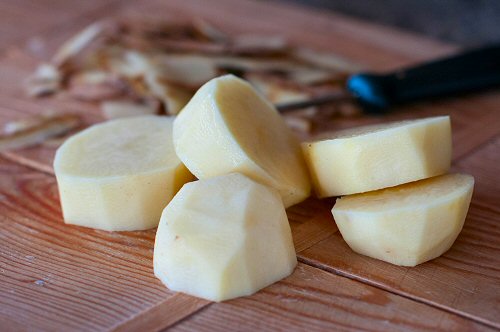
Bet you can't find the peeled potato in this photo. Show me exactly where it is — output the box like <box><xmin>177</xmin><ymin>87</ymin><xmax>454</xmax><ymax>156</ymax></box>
<box><xmin>173</xmin><ymin>74</ymin><xmax>310</xmax><ymax>208</ymax></box>
<box><xmin>154</xmin><ymin>173</ymin><xmax>297</xmax><ymax>302</ymax></box>
<box><xmin>332</xmin><ymin>173</ymin><xmax>474</xmax><ymax>266</ymax></box>
<box><xmin>54</xmin><ymin>116</ymin><xmax>193</xmax><ymax>231</ymax></box>
<box><xmin>302</xmin><ymin>116</ymin><xmax>452</xmax><ymax>197</ymax></box>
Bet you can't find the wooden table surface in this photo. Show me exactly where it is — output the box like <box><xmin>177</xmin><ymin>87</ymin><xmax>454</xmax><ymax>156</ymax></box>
<box><xmin>0</xmin><ymin>0</ymin><xmax>499</xmax><ymax>331</ymax></box>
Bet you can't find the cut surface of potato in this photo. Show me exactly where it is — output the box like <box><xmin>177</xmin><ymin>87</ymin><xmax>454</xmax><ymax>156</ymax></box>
<box><xmin>173</xmin><ymin>74</ymin><xmax>311</xmax><ymax>208</ymax></box>
<box><xmin>154</xmin><ymin>173</ymin><xmax>297</xmax><ymax>302</ymax></box>
<box><xmin>332</xmin><ymin>173</ymin><xmax>474</xmax><ymax>266</ymax></box>
<box><xmin>54</xmin><ymin>116</ymin><xmax>193</xmax><ymax>231</ymax></box>
<box><xmin>302</xmin><ymin>116</ymin><xmax>451</xmax><ymax>197</ymax></box>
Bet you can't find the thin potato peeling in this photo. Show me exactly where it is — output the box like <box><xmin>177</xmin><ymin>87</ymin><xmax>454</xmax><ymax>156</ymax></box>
<box><xmin>24</xmin><ymin>18</ymin><xmax>357</xmax><ymax>129</ymax></box>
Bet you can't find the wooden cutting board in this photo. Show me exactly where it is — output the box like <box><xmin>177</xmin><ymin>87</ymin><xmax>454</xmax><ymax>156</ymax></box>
<box><xmin>1</xmin><ymin>0</ymin><xmax>499</xmax><ymax>331</ymax></box>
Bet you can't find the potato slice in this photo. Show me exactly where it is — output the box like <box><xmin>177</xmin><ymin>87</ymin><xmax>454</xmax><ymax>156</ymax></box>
<box><xmin>173</xmin><ymin>75</ymin><xmax>311</xmax><ymax>208</ymax></box>
<box><xmin>54</xmin><ymin>116</ymin><xmax>193</xmax><ymax>231</ymax></box>
<box><xmin>332</xmin><ymin>173</ymin><xmax>474</xmax><ymax>266</ymax></box>
<box><xmin>154</xmin><ymin>173</ymin><xmax>297</xmax><ymax>302</ymax></box>
<box><xmin>302</xmin><ymin>116</ymin><xmax>451</xmax><ymax>197</ymax></box>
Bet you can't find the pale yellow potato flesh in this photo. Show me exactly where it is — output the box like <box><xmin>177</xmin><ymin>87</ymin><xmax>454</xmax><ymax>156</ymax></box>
<box><xmin>302</xmin><ymin>116</ymin><xmax>452</xmax><ymax>197</ymax></box>
<box><xmin>332</xmin><ymin>173</ymin><xmax>474</xmax><ymax>266</ymax></box>
<box><xmin>54</xmin><ymin>116</ymin><xmax>193</xmax><ymax>231</ymax></box>
<box><xmin>154</xmin><ymin>173</ymin><xmax>297</xmax><ymax>302</ymax></box>
<box><xmin>173</xmin><ymin>74</ymin><xmax>311</xmax><ymax>208</ymax></box>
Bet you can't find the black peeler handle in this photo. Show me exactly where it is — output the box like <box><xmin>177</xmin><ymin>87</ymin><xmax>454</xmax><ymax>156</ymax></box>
<box><xmin>347</xmin><ymin>44</ymin><xmax>500</xmax><ymax>112</ymax></box>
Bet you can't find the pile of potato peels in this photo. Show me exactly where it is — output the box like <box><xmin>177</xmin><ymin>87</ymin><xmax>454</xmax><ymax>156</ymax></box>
<box><xmin>1</xmin><ymin>18</ymin><xmax>361</xmax><ymax>151</ymax></box>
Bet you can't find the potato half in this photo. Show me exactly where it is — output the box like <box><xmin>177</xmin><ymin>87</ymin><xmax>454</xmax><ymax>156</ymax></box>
<box><xmin>332</xmin><ymin>173</ymin><xmax>474</xmax><ymax>266</ymax></box>
<box><xmin>173</xmin><ymin>75</ymin><xmax>311</xmax><ymax>208</ymax></box>
<box><xmin>302</xmin><ymin>116</ymin><xmax>452</xmax><ymax>197</ymax></box>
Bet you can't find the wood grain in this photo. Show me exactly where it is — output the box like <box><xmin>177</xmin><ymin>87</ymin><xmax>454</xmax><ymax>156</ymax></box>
<box><xmin>455</xmin><ymin>136</ymin><xmax>500</xmax><ymax>204</ymax></box>
<box><xmin>287</xmin><ymin>197</ymin><xmax>338</xmax><ymax>253</ymax></box>
<box><xmin>0</xmin><ymin>159</ymin><xmax>205</xmax><ymax>331</ymax></box>
<box><xmin>170</xmin><ymin>263</ymin><xmax>493</xmax><ymax>332</ymax></box>
<box><xmin>110</xmin><ymin>293</ymin><xmax>209</xmax><ymax>332</ymax></box>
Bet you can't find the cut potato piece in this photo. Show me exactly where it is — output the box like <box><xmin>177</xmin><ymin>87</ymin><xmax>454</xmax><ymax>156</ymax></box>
<box><xmin>302</xmin><ymin>116</ymin><xmax>451</xmax><ymax>197</ymax></box>
<box><xmin>173</xmin><ymin>75</ymin><xmax>311</xmax><ymax>208</ymax></box>
<box><xmin>332</xmin><ymin>173</ymin><xmax>474</xmax><ymax>266</ymax></box>
<box><xmin>154</xmin><ymin>173</ymin><xmax>297</xmax><ymax>302</ymax></box>
<box><xmin>54</xmin><ymin>116</ymin><xmax>193</xmax><ymax>231</ymax></box>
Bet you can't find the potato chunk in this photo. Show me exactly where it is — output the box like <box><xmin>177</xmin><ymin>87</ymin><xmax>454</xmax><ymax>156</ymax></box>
<box><xmin>173</xmin><ymin>75</ymin><xmax>310</xmax><ymax>208</ymax></box>
<box><xmin>302</xmin><ymin>116</ymin><xmax>451</xmax><ymax>197</ymax></box>
<box><xmin>54</xmin><ymin>116</ymin><xmax>193</xmax><ymax>231</ymax></box>
<box><xmin>332</xmin><ymin>173</ymin><xmax>474</xmax><ymax>266</ymax></box>
<box><xmin>154</xmin><ymin>173</ymin><xmax>297</xmax><ymax>302</ymax></box>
